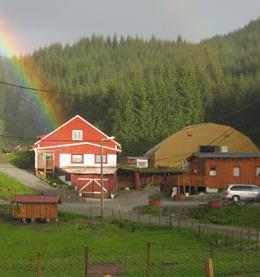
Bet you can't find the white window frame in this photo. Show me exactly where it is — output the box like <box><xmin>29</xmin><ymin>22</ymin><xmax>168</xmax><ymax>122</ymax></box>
<box><xmin>233</xmin><ymin>166</ymin><xmax>240</xmax><ymax>177</ymax></box>
<box><xmin>256</xmin><ymin>167</ymin><xmax>260</xmax><ymax>177</ymax></box>
<box><xmin>209</xmin><ymin>167</ymin><xmax>217</xmax><ymax>176</ymax></box>
<box><xmin>72</xmin><ymin>130</ymin><xmax>83</xmax><ymax>141</ymax></box>
<box><xmin>71</xmin><ymin>154</ymin><xmax>84</xmax><ymax>164</ymax></box>
<box><xmin>95</xmin><ymin>154</ymin><xmax>107</xmax><ymax>164</ymax></box>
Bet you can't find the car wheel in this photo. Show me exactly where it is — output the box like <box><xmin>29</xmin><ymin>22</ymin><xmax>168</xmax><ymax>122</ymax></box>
<box><xmin>232</xmin><ymin>195</ymin><xmax>240</xmax><ymax>202</ymax></box>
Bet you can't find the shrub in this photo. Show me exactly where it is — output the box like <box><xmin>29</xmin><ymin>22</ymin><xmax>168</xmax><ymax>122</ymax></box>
<box><xmin>7</xmin><ymin>151</ymin><xmax>35</xmax><ymax>170</ymax></box>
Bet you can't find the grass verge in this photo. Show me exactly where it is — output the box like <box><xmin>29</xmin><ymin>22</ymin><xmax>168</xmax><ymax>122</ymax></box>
<box><xmin>190</xmin><ymin>203</ymin><xmax>260</xmax><ymax>229</ymax></box>
<box><xmin>0</xmin><ymin>171</ymin><xmax>36</xmax><ymax>200</ymax></box>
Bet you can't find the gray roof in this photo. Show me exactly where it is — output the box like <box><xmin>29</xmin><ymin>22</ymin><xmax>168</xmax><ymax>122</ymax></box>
<box><xmin>192</xmin><ymin>152</ymin><xmax>260</xmax><ymax>159</ymax></box>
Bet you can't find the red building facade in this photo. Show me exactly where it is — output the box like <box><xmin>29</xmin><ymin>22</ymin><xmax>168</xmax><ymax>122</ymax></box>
<box><xmin>164</xmin><ymin>153</ymin><xmax>260</xmax><ymax>194</ymax></box>
<box><xmin>32</xmin><ymin>115</ymin><xmax>121</xmax><ymax>197</ymax></box>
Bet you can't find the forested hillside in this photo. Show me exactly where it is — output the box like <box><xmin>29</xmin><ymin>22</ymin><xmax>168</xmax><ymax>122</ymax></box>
<box><xmin>0</xmin><ymin>18</ymin><xmax>259</xmax><ymax>154</ymax></box>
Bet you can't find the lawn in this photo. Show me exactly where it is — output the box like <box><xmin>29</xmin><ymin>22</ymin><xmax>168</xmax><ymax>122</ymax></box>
<box><xmin>0</xmin><ymin>210</ymin><xmax>259</xmax><ymax>276</ymax></box>
<box><xmin>0</xmin><ymin>171</ymin><xmax>36</xmax><ymax>200</ymax></box>
<box><xmin>190</xmin><ymin>203</ymin><xmax>260</xmax><ymax>230</ymax></box>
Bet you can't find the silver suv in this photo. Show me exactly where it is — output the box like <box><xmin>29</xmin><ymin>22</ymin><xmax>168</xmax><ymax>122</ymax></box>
<box><xmin>224</xmin><ymin>184</ymin><xmax>260</xmax><ymax>202</ymax></box>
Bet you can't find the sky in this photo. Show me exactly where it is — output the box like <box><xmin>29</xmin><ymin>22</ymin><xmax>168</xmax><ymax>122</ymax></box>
<box><xmin>0</xmin><ymin>0</ymin><xmax>259</xmax><ymax>56</ymax></box>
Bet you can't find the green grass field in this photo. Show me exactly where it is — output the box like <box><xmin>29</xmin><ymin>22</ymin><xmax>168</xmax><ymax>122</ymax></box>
<box><xmin>191</xmin><ymin>203</ymin><xmax>260</xmax><ymax>230</ymax></box>
<box><xmin>0</xmin><ymin>210</ymin><xmax>259</xmax><ymax>276</ymax></box>
<box><xmin>0</xmin><ymin>171</ymin><xmax>36</xmax><ymax>200</ymax></box>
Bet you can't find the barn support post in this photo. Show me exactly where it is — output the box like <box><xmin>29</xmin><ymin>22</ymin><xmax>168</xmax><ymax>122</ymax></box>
<box><xmin>135</xmin><ymin>171</ymin><xmax>140</xmax><ymax>191</ymax></box>
<box><xmin>37</xmin><ymin>252</ymin><xmax>42</xmax><ymax>277</ymax></box>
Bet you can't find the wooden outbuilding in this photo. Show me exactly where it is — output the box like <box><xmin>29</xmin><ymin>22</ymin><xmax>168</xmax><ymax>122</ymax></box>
<box><xmin>164</xmin><ymin>153</ymin><xmax>260</xmax><ymax>194</ymax></box>
<box><xmin>11</xmin><ymin>195</ymin><xmax>62</xmax><ymax>223</ymax></box>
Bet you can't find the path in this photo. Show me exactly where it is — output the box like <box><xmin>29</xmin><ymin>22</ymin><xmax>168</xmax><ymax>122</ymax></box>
<box><xmin>0</xmin><ymin>159</ymin><xmax>57</xmax><ymax>193</ymax></box>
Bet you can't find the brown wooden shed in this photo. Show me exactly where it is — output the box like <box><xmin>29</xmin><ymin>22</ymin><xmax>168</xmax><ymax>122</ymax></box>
<box><xmin>11</xmin><ymin>195</ymin><xmax>61</xmax><ymax>223</ymax></box>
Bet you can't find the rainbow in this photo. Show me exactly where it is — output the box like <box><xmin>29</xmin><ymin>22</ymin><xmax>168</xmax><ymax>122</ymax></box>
<box><xmin>0</xmin><ymin>18</ymin><xmax>66</xmax><ymax>131</ymax></box>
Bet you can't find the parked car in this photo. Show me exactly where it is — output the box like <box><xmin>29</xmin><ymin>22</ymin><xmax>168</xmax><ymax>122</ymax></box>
<box><xmin>224</xmin><ymin>184</ymin><xmax>260</xmax><ymax>202</ymax></box>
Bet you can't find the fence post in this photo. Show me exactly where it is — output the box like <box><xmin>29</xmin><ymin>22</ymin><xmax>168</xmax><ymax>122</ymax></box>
<box><xmin>161</xmin><ymin>243</ymin><xmax>165</xmax><ymax>271</ymax></box>
<box><xmin>37</xmin><ymin>252</ymin><xmax>41</xmax><ymax>277</ymax></box>
<box><xmin>124</xmin><ymin>255</ymin><xmax>128</xmax><ymax>275</ymax></box>
<box><xmin>147</xmin><ymin>242</ymin><xmax>151</xmax><ymax>277</ymax></box>
<box><xmin>247</xmin><ymin>228</ymin><xmax>250</xmax><ymax>249</ymax></box>
<box><xmin>210</xmin><ymin>241</ymin><xmax>215</xmax><ymax>258</ymax></box>
<box><xmin>198</xmin><ymin>224</ymin><xmax>201</xmax><ymax>238</ymax></box>
<box><xmin>85</xmin><ymin>247</ymin><xmax>89</xmax><ymax>277</ymax></box>
<box><xmin>178</xmin><ymin>217</ymin><xmax>181</xmax><ymax>230</ymax></box>
<box><xmin>205</xmin><ymin>257</ymin><xmax>214</xmax><ymax>277</ymax></box>
<box><xmin>257</xmin><ymin>231</ymin><xmax>259</xmax><ymax>250</ymax></box>
<box><xmin>169</xmin><ymin>215</ymin><xmax>172</xmax><ymax>230</ymax></box>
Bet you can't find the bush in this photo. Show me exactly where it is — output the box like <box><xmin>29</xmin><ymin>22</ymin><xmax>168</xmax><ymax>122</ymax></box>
<box><xmin>7</xmin><ymin>151</ymin><xmax>35</xmax><ymax>170</ymax></box>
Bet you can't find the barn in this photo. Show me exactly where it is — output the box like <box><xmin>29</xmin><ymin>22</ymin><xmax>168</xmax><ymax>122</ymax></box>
<box><xmin>32</xmin><ymin>115</ymin><xmax>121</xmax><ymax>198</ymax></box>
<box><xmin>145</xmin><ymin>123</ymin><xmax>259</xmax><ymax>168</ymax></box>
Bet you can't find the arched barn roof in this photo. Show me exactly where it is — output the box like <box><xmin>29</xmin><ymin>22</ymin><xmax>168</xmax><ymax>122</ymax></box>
<box><xmin>145</xmin><ymin>123</ymin><xmax>259</xmax><ymax>168</ymax></box>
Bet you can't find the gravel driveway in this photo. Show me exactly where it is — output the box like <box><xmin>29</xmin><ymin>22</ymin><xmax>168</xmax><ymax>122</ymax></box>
<box><xmin>0</xmin><ymin>163</ymin><xmax>57</xmax><ymax>192</ymax></box>
<box><xmin>0</xmin><ymin>159</ymin><xmax>207</xmax><ymax>213</ymax></box>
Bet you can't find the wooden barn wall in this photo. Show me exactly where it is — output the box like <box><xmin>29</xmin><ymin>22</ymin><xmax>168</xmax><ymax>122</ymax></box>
<box><xmin>71</xmin><ymin>173</ymin><xmax>117</xmax><ymax>195</ymax></box>
<box><xmin>13</xmin><ymin>203</ymin><xmax>58</xmax><ymax>219</ymax></box>
<box><xmin>164</xmin><ymin>157</ymin><xmax>260</xmax><ymax>191</ymax></box>
<box><xmin>205</xmin><ymin>158</ymin><xmax>260</xmax><ymax>188</ymax></box>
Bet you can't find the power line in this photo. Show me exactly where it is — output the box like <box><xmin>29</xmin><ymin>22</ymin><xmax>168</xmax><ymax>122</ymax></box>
<box><xmin>1</xmin><ymin>79</ymin><xmax>260</xmax><ymax>121</ymax></box>
<box><xmin>0</xmin><ymin>134</ymin><xmax>114</xmax><ymax>144</ymax></box>
<box><xmin>0</xmin><ymin>81</ymin><xmax>65</xmax><ymax>94</ymax></box>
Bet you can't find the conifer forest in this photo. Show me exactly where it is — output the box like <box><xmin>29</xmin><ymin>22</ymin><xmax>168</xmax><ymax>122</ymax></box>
<box><xmin>0</xmin><ymin>19</ymin><xmax>259</xmax><ymax>154</ymax></box>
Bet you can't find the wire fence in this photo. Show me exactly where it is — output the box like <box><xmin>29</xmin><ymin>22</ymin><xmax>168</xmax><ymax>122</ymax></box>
<box><xmin>83</xmin><ymin>206</ymin><xmax>260</xmax><ymax>244</ymax></box>
<box><xmin>1</xmin><ymin>206</ymin><xmax>260</xmax><ymax>276</ymax></box>
<box><xmin>0</xmin><ymin>243</ymin><xmax>259</xmax><ymax>276</ymax></box>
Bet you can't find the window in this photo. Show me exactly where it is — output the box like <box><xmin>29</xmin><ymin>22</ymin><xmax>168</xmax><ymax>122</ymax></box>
<box><xmin>95</xmin><ymin>154</ymin><xmax>107</xmax><ymax>164</ymax></box>
<box><xmin>44</xmin><ymin>153</ymin><xmax>54</xmax><ymax>160</ymax></box>
<box><xmin>71</xmin><ymin>154</ymin><xmax>83</xmax><ymax>163</ymax></box>
<box><xmin>256</xmin><ymin>167</ymin><xmax>260</xmax><ymax>176</ymax></box>
<box><xmin>209</xmin><ymin>167</ymin><xmax>217</xmax><ymax>176</ymax></box>
<box><xmin>230</xmin><ymin>186</ymin><xmax>249</xmax><ymax>191</ymax></box>
<box><xmin>72</xmin><ymin>130</ymin><xmax>83</xmax><ymax>140</ymax></box>
<box><xmin>233</xmin><ymin>167</ymin><xmax>240</xmax><ymax>177</ymax></box>
<box><xmin>200</xmin><ymin>145</ymin><xmax>219</xmax><ymax>153</ymax></box>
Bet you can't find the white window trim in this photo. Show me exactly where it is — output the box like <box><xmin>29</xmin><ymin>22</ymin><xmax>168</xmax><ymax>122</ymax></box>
<box><xmin>71</xmin><ymin>154</ymin><xmax>84</xmax><ymax>164</ymax></box>
<box><xmin>233</xmin><ymin>166</ymin><xmax>240</xmax><ymax>177</ymax></box>
<box><xmin>256</xmin><ymin>167</ymin><xmax>260</xmax><ymax>177</ymax></box>
<box><xmin>209</xmin><ymin>167</ymin><xmax>217</xmax><ymax>176</ymax></box>
<box><xmin>72</xmin><ymin>130</ymin><xmax>83</xmax><ymax>141</ymax></box>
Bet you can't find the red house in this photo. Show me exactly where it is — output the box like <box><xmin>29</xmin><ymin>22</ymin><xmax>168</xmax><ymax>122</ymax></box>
<box><xmin>32</xmin><ymin>115</ymin><xmax>121</xmax><ymax>198</ymax></box>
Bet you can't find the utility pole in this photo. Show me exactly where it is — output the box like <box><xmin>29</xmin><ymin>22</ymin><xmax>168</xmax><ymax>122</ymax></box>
<box><xmin>100</xmin><ymin>139</ymin><xmax>104</xmax><ymax>218</ymax></box>
<box><xmin>100</xmin><ymin>136</ymin><xmax>115</xmax><ymax>218</ymax></box>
